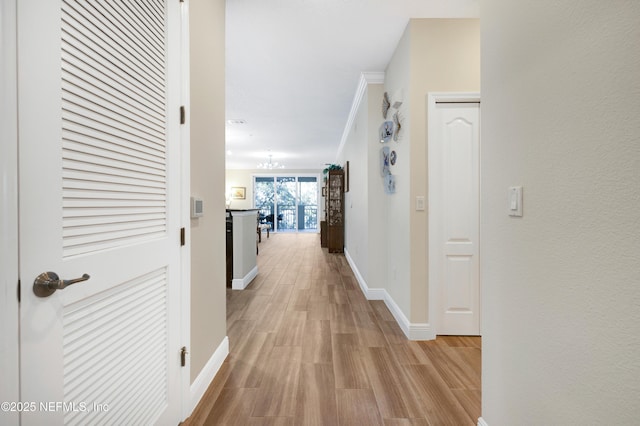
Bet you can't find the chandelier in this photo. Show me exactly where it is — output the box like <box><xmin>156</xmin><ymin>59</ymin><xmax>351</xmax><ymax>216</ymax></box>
<box><xmin>257</xmin><ymin>154</ymin><xmax>284</xmax><ymax>169</ymax></box>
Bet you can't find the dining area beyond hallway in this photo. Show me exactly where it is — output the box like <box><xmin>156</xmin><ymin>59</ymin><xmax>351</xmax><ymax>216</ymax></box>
<box><xmin>185</xmin><ymin>233</ymin><xmax>481</xmax><ymax>425</ymax></box>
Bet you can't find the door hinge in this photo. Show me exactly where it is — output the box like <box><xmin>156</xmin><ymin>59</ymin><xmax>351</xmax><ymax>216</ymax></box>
<box><xmin>17</xmin><ymin>279</ymin><xmax>21</xmax><ymax>303</ymax></box>
<box><xmin>180</xmin><ymin>346</ymin><xmax>188</xmax><ymax>367</ymax></box>
<box><xmin>180</xmin><ymin>106</ymin><xmax>186</xmax><ymax>124</ymax></box>
<box><xmin>180</xmin><ymin>227</ymin><xmax>185</xmax><ymax>246</ymax></box>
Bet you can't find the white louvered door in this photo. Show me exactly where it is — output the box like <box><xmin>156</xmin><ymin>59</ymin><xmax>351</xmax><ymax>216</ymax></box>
<box><xmin>18</xmin><ymin>1</ymin><xmax>183</xmax><ymax>425</ymax></box>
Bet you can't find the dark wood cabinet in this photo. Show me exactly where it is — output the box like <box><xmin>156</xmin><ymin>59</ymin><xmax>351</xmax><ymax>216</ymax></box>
<box><xmin>326</xmin><ymin>170</ymin><xmax>344</xmax><ymax>253</ymax></box>
<box><xmin>320</xmin><ymin>220</ymin><xmax>327</xmax><ymax>247</ymax></box>
<box><xmin>226</xmin><ymin>212</ymin><xmax>233</xmax><ymax>288</ymax></box>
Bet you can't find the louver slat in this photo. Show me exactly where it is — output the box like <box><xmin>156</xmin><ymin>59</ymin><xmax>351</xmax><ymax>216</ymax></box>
<box><xmin>61</xmin><ymin>0</ymin><xmax>167</xmax><ymax>259</ymax></box>
<box><xmin>63</xmin><ymin>269</ymin><xmax>168</xmax><ymax>425</ymax></box>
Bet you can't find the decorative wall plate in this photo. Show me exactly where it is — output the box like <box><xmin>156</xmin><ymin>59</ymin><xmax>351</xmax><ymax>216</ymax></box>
<box><xmin>390</xmin><ymin>150</ymin><xmax>397</xmax><ymax>166</ymax></box>
<box><xmin>379</xmin><ymin>121</ymin><xmax>394</xmax><ymax>143</ymax></box>
<box><xmin>384</xmin><ymin>174</ymin><xmax>396</xmax><ymax>194</ymax></box>
<box><xmin>382</xmin><ymin>92</ymin><xmax>390</xmax><ymax>119</ymax></box>
<box><xmin>380</xmin><ymin>146</ymin><xmax>390</xmax><ymax>177</ymax></box>
<box><xmin>393</xmin><ymin>112</ymin><xmax>401</xmax><ymax>142</ymax></box>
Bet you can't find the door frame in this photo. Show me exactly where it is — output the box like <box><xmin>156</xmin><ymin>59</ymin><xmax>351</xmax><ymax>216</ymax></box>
<box><xmin>0</xmin><ymin>1</ymin><xmax>20</xmax><ymax>423</ymax></box>
<box><xmin>178</xmin><ymin>0</ymin><xmax>192</xmax><ymax>419</ymax></box>
<box><xmin>427</xmin><ymin>92</ymin><xmax>481</xmax><ymax>335</ymax></box>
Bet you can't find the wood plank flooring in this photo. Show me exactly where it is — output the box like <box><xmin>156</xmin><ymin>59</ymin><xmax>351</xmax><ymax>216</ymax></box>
<box><xmin>184</xmin><ymin>233</ymin><xmax>481</xmax><ymax>426</ymax></box>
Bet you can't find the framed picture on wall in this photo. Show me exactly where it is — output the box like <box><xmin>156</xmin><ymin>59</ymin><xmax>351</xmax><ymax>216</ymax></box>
<box><xmin>231</xmin><ymin>187</ymin><xmax>246</xmax><ymax>200</ymax></box>
<box><xmin>345</xmin><ymin>161</ymin><xmax>350</xmax><ymax>192</ymax></box>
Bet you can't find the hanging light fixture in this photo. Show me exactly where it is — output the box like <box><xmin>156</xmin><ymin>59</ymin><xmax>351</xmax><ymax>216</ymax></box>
<box><xmin>257</xmin><ymin>154</ymin><xmax>284</xmax><ymax>169</ymax></box>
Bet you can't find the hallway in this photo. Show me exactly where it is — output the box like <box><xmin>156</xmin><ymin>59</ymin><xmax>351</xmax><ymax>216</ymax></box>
<box><xmin>186</xmin><ymin>233</ymin><xmax>480</xmax><ymax>425</ymax></box>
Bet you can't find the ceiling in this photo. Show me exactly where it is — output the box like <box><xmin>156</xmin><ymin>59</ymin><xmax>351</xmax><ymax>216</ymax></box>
<box><xmin>225</xmin><ymin>0</ymin><xmax>479</xmax><ymax>170</ymax></box>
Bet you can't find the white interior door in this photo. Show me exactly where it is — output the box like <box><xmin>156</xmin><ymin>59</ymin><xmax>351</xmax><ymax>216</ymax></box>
<box><xmin>18</xmin><ymin>1</ymin><xmax>182</xmax><ymax>424</ymax></box>
<box><xmin>429</xmin><ymin>98</ymin><xmax>480</xmax><ymax>336</ymax></box>
<box><xmin>0</xmin><ymin>1</ymin><xmax>20</xmax><ymax>425</ymax></box>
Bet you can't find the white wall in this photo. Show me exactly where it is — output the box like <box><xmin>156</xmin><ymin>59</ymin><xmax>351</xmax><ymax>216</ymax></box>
<box><xmin>231</xmin><ymin>211</ymin><xmax>258</xmax><ymax>281</ymax></box>
<box><xmin>365</xmin><ymin>84</ymin><xmax>389</xmax><ymax>292</ymax></box>
<box><xmin>337</xmin><ymin>20</ymin><xmax>480</xmax><ymax>336</ymax></box>
<box><xmin>338</xmin><ymin>82</ymin><xmax>388</xmax><ymax>286</ymax></box>
<box><xmin>189</xmin><ymin>0</ymin><xmax>227</xmax><ymax>384</ymax></box>
<box><xmin>407</xmin><ymin>19</ymin><xmax>480</xmax><ymax>323</ymax></box>
<box><xmin>481</xmin><ymin>1</ymin><xmax>640</xmax><ymax>424</ymax></box>
<box><xmin>340</xmin><ymin>87</ymin><xmax>369</xmax><ymax>279</ymax></box>
<box><xmin>383</xmin><ymin>19</ymin><xmax>480</xmax><ymax>324</ymax></box>
<box><xmin>383</xmin><ymin>24</ymin><xmax>413</xmax><ymax>317</ymax></box>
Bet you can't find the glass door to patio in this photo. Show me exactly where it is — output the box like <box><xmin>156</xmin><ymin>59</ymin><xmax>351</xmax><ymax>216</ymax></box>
<box><xmin>254</xmin><ymin>175</ymin><xmax>319</xmax><ymax>233</ymax></box>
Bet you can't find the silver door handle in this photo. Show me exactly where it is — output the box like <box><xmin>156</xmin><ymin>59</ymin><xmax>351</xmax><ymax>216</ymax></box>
<box><xmin>33</xmin><ymin>272</ymin><xmax>90</xmax><ymax>297</ymax></box>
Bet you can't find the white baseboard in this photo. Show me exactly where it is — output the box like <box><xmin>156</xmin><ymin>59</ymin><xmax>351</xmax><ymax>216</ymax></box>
<box><xmin>382</xmin><ymin>288</ymin><xmax>436</xmax><ymax>340</ymax></box>
<box><xmin>232</xmin><ymin>265</ymin><xmax>258</xmax><ymax>290</ymax></box>
<box><xmin>188</xmin><ymin>336</ymin><xmax>229</xmax><ymax>416</ymax></box>
<box><xmin>407</xmin><ymin>323</ymin><xmax>435</xmax><ymax>340</ymax></box>
<box><xmin>345</xmin><ymin>249</ymin><xmax>385</xmax><ymax>301</ymax></box>
<box><xmin>478</xmin><ymin>417</ymin><xmax>489</xmax><ymax>426</ymax></box>
<box><xmin>367</xmin><ymin>287</ymin><xmax>387</xmax><ymax>300</ymax></box>
<box><xmin>344</xmin><ymin>249</ymin><xmax>435</xmax><ymax>341</ymax></box>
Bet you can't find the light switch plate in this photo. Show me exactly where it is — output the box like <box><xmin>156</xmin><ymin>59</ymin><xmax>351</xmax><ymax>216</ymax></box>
<box><xmin>191</xmin><ymin>197</ymin><xmax>204</xmax><ymax>218</ymax></box>
<box><xmin>416</xmin><ymin>196</ymin><xmax>425</xmax><ymax>211</ymax></box>
<box><xmin>508</xmin><ymin>186</ymin><xmax>523</xmax><ymax>217</ymax></box>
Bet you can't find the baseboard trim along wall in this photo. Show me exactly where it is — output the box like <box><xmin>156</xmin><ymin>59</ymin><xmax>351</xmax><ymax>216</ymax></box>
<box><xmin>477</xmin><ymin>417</ymin><xmax>489</xmax><ymax>426</ymax></box>
<box><xmin>345</xmin><ymin>249</ymin><xmax>436</xmax><ymax>341</ymax></box>
<box><xmin>232</xmin><ymin>265</ymin><xmax>258</xmax><ymax>290</ymax></box>
<box><xmin>189</xmin><ymin>336</ymin><xmax>229</xmax><ymax>416</ymax></box>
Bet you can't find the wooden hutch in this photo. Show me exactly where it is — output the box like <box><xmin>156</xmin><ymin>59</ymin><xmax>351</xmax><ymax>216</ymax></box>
<box><xmin>324</xmin><ymin>169</ymin><xmax>344</xmax><ymax>253</ymax></box>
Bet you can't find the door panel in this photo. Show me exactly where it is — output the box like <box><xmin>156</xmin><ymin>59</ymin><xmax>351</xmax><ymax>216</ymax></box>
<box><xmin>61</xmin><ymin>0</ymin><xmax>168</xmax><ymax>259</ymax></box>
<box><xmin>298</xmin><ymin>177</ymin><xmax>318</xmax><ymax>231</ymax></box>
<box><xmin>18</xmin><ymin>1</ymin><xmax>181</xmax><ymax>424</ymax></box>
<box><xmin>445</xmin><ymin>118</ymin><xmax>475</xmax><ymax>241</ymax></box>
<box><xmin>276</xmin><ymin>176</ymin><xmax>297</xmax><ymax>231</ymax></box>
<box><xmin>445</xmin><ymin>256</ymin><xmax>473</xmax><ymax>309</ymax></box>
<box><xmin>62</xmin><ymin>268</ymin><xmax>169</xmax><ymax>425</ymax></box>
<box><xmin>430</xmin><ymin>101</ymin><xmax>480</xmax><ymax>336</ymax></box>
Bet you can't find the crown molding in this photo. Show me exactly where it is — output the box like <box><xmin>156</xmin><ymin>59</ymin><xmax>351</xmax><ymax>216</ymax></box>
<box><xmin>336</xmin><ymin>72</ymin><xmax>385</xmax><ymax>160</ymax></box>
<box><xmin>361</xmin><ymin>71</ymin><xmax>385</xmax><ymax>84</ymax></box>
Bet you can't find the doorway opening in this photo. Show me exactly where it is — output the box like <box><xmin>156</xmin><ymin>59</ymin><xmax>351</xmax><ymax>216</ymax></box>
<box><xmin>254</xmin><ymin>175</ymin><xmax>320</xmax><ymax>233</ymax></box>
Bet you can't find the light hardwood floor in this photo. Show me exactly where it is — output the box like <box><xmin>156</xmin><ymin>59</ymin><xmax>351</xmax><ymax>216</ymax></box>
<box><xmin>184</xmin><ymin>233</ymin><xmax>481</xmax><ymax>425</ymax></box>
